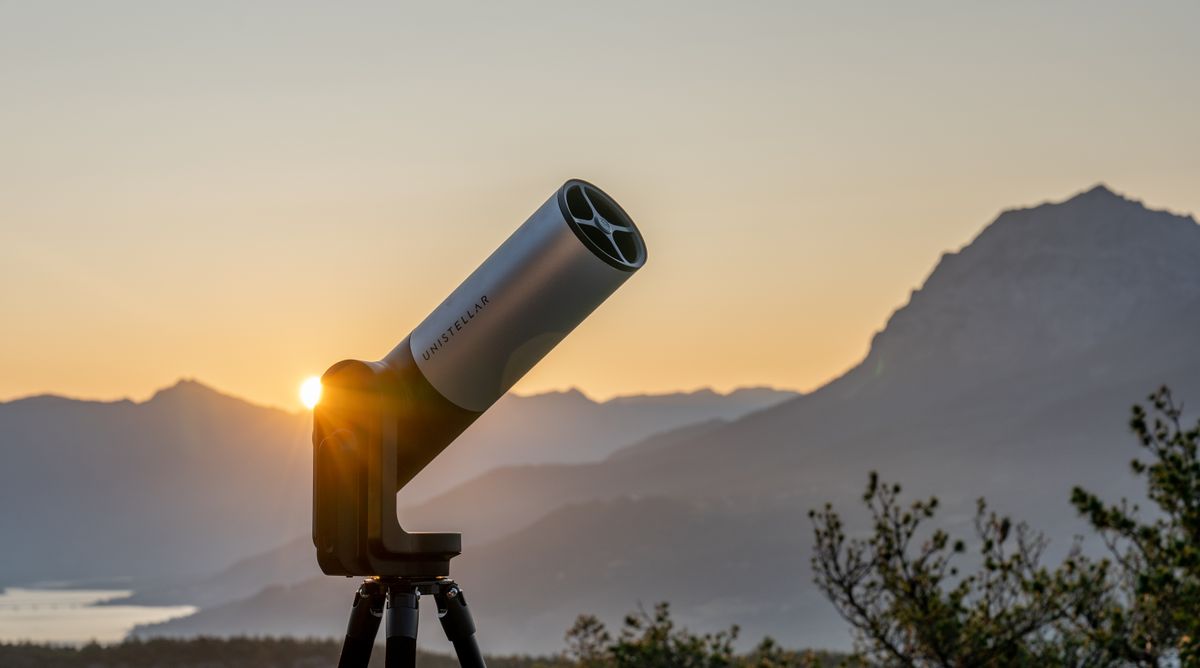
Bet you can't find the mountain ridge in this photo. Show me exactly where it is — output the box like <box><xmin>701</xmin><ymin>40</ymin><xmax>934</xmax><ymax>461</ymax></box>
<box><xmin>1</xmin><ymin>380</ymin><xmax>799</xmax><ymax>413</ymax></box>
<box><xmin>0</xmin><ymin>378</ymin><xmax>794</xmax><ymax>586</ymax></box>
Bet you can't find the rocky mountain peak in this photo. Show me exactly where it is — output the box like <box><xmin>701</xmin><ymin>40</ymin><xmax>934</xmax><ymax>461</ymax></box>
<box><xmin>860</xmin><ymin>185</ymin><xmax>1200</xmax><ymax>387</ymax></box>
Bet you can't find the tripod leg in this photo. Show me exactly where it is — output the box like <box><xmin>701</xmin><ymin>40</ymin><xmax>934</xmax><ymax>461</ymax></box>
<box><xmin>385</xmin><ymin>583</ymin><xmax>419</xmax><ymax>668</ymax></box>
<box><xmin>338</xmin><ymin>581</ymin><xmax>384</xmax><ymax>668</ymax></box>
<box><xmin>435</xmin><ymin>583</ymin><xmax>486</xmax><ymax>668</ymax></box>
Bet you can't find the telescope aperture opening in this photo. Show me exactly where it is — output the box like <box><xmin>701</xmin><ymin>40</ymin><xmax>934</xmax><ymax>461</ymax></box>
<box><xmin>559</xmin><ymin>180</ymin><xmax>646</xmax><ymax>272</ymax></box>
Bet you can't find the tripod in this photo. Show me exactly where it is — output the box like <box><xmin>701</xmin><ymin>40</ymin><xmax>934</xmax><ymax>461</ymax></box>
<box><xmin>337</xmin><ymin>576</ymin><xmax>485</xmax><ymax>668</ymax></box>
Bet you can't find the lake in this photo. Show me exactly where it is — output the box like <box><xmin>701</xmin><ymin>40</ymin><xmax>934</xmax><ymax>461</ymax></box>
<box><xmin>0</xmin><ymin>588</ymin><xmax>196</xmax><ymax>645</ymax></box>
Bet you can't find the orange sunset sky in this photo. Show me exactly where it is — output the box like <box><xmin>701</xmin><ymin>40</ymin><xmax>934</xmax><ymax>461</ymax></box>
<box><xmin>2</xmin><ymin>1</ymin><xmax>1198</xmax><ymax>409</ymax></box>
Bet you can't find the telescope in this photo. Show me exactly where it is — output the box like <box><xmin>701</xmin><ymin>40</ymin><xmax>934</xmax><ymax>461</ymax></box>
<box><xmin>312</xmin><ymin>179</ymin><xmax>646</xmax><ymax>667</ymax></box>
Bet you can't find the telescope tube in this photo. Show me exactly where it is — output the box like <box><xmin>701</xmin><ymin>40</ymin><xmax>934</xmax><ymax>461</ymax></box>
<box><xmin>377</xmin><ymin>179</ymin><xmax>646</xmax><ymax>489</ymax></box>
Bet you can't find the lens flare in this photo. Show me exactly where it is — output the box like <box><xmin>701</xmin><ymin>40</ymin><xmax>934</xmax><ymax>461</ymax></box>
<box><xmin>300</xmin><ymin>376</ymin><xmax>322</xmax><ymax>409</ymax></box>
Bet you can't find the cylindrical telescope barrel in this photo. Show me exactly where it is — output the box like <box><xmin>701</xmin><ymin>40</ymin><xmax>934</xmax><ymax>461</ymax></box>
<box><xmin>386</xmin><ymin>179</ymin><xmax>646</xmax><ymax>411</ymax></box>
<box><xmin>380</xmin><ymin>179</ymin><xmax>646</xmax><ymax>488</ymax></box>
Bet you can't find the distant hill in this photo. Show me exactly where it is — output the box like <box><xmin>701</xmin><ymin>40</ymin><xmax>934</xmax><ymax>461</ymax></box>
<box><xmin>116</xmin><ymin>420</ymin><xmax>734</xmax><ymax>609</ymax></box>
<box><xmin>0</xmin><ymin>381</ymin><xmax>309</xmax><ymax>585</ymax></box>
<box><xmin>138</xmin><ymin>185</ymin><xmax>1200</xmax><ymax>652</ymax></box>
<box><xmin>398</xmin><ymin>386</ymin><xmax>797</xmax><ymax>504</ymax></box>
<box><xmin>0</xmin><ymin>380</ymin><xmax>792</xmax><ymax>587</ymax></box>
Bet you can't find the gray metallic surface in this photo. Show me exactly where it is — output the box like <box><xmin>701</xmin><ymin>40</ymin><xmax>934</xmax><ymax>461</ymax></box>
<box><xmin>401</xmin><ymin>183</ymin><xmax>643</xmax><ymax>412</ymax></box>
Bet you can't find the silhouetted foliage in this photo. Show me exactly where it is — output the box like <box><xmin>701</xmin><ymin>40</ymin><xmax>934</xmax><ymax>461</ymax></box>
<box><xmin>1070</xmin><ymin>387</ymin><xmax>1200</xmax><ymax>665</ymax></box>
<box><xmin>0</xmin><ymin>628</ymin><xmax>844</xmax><ymax>668</ymax></box>
<box><xmin>0</xmin><ymin>637</ymin><xmax>570</xmax><ymax>668</ymax></box>
<box><xmin>563</xmin><ymin>602</ymin><xmax>846</xmax><ymax>668</ymax></box>
<box><xmin>565</xmin><ymin>614</ymin><xmax>613</xmax><ymax>668</ymax></box>
<box><xmin>811</xmin><ymin>386</ymin><xmax>1200</xmax><ymax>667</ymax></box>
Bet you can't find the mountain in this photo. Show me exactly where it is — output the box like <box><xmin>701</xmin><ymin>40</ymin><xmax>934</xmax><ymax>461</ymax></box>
<box><xmin>138</xmin><ymin>185</ymin><xmax>1200</xmax><ymax>652</ymax></box>
<box><xmin>397</xmin><ymin>386</ymin><xmax>797</xmax><ymax>504</ymax></box>
<box><xmin>0</xmin><ymin>381</ymin><xmax>310</xmax><ymax>586</ymax></box>
<box><xmin>116</xmin><ymin>420</ymin><xmax>732</xmax><ymax>609</ymax></box>
<box><xmin>0</xmin><ymin>378</ymin><xmax>793</xmax><ymax>587</ymax></box>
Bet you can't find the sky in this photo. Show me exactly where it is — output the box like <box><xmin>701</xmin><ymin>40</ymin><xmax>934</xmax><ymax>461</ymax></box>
<box><xmin>2</xmin><ymin>1</ymin><xmax>1198</xmax><ymax>410</ymax></box>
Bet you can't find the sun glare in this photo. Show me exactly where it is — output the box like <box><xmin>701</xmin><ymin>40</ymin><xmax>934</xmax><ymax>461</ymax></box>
<box><xmin>300</xmin><ymin>376</ymin><xmax>323</xmax><ymax>409</ymax></box>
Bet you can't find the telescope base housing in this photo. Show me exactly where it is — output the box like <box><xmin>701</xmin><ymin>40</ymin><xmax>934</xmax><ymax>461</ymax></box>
<box><xmin>312</xmin><ymin>351</ymin><xmax>478</xmax><ymax>578</ymax></box>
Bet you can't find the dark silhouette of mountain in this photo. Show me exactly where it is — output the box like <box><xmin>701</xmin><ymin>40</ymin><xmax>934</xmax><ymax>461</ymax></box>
<box><xmin>138</xmin><ymin>185</ymin><xmax>1200</xmax><ymax>652</ymax></box>
<box><xmin>115</xmin><ymin>535</ymin><xmax>318</xmax><ymax>609</ymax></box>
<box><xmin>0</xmin><ymin>380</ymin><xmax>310</xmax><ymax>586</ymax></box>
<box><xmin>398</xmin><ymin>386</ymin><xmax>797</xmax><ymax>504</ymax></box>
<box><xmin>0</xmin><ymin>377</ymin><xmax>793</xmax><ymax>587</ymax></box>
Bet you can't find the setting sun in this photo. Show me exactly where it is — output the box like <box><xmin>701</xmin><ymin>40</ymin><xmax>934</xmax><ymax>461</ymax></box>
<box><xmin>300</xmin><ymin>376</ymin><xmax>322</xmax><ymax>410</ymax></box>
